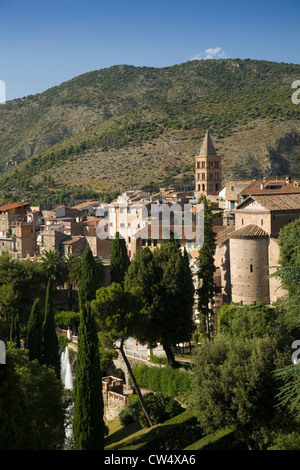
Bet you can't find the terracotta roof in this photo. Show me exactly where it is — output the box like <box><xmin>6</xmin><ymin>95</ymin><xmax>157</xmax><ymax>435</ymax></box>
<box><xmin>240</xmin><ymin>179</ymin><xmax>300</xmax><ymax>196</ymax></box>
<box><xmin>255</xmin><ymin>194</ymin><xmax>300</xmax><ymax>210</ymax></box>
<box><xmin>215</xmin><ymin>226</ymin><xmax>236</xmax><ymax>245</ymax></box>
<box><xmin>237</xmin><ymin>194</ymin><xmax>300</xmax><ymax>211</ymax></box>
<box><xmin>229</xmin><ymin>224</ymin><xmax>269</xmax><ymax>239</ymax></box>
<box><xmin>0</xmin><ymin>202</ymin><xmax>29</xmax><ymax>212</ymax></box>
<box><xmin>71</xmin><ymin>201</ymin><xmax>99</xmax><ymax>210</ymax></box>
<box><xmin>61</xmin><ymin>236</ymin><xmax>86</xmax><ymax>245</ymax></box>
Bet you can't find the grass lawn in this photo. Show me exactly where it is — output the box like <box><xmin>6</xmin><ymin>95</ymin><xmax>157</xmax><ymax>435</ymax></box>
<box><xmin>105</xmin><ymin>417</ymin><xmax>143</xmax><ymax>448</ymax></box>
<box><xmin>104</xmin><ymin>409</ymin><xmax>202</xmax><ymax>451</ymax></box>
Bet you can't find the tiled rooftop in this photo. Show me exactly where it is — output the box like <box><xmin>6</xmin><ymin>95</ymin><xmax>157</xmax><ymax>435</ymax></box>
<box><xmin>229</xmin><ymin>224</ymin><xmax>269</xmax><ymax>239</ymax></box>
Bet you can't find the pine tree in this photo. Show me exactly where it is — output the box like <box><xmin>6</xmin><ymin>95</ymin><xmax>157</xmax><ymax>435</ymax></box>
<box><xmin>153</xmin><ymin>239</ymin><xmax>194</xmax><ymax>367</ymax></box>
<box><xmin>110</xmin><ymin>232</ymin><xmax>130</xmax><ymax>286</ymax></box>
<box><xmin>43</xmin><ymin>277</ymin><xmax>60</xmax><ymax>378</ymax></box>
<box><xmin>72</xmin><ymin>300</ymin><xmax>105</xmax><ymax>450</ymax></box>
<box><xmin>26</xmin><ymin>298</ymin><xmax>43</xmax><ymax>363</ymax></box>
<box><xmin>124</xmin><ymin>241</ymin><xmax>194</xmax><ymax>368</ymax></box>
<box><xmin>196</xmin><ymin>198</ymin><xmax>218</xmax><ymax>340</ymax></box>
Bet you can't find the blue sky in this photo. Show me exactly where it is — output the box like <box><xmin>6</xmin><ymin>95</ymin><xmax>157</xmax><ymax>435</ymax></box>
<box><xmin>1</xmin><ymin>0</ymin><xmax>300</xmax><ymax>100</ymax></box>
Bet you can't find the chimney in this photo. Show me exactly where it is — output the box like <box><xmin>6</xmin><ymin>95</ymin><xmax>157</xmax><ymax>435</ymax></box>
<box><xmin>286</xmin><ymin>176</ymin><xmax>291</xmax><ymax>184</ymax></box>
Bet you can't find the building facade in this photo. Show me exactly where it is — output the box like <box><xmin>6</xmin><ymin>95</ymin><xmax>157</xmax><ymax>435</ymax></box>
<box><xmin>195</xmin><ymin>131</ymin><xmax>222</xmax><ymax>199</ymax></box>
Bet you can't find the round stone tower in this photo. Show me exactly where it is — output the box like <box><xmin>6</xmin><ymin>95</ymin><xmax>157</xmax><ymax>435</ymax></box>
<box><xmin>229</xmin><ymin>224</ymin><xmax>270</xmax><ymax>305</ymax></box>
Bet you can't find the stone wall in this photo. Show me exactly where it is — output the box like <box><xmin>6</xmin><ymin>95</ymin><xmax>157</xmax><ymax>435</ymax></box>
<box><xmin>230</xmin><ymin>237</ymin><xmax>270</xmax><ymax>304</ymax></box>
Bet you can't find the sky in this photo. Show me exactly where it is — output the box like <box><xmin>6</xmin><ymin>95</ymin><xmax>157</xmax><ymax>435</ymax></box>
<box><xmin>0</xmin><ymin>0</ymin><xmax>300</xmax><ymax>101</ymax></box>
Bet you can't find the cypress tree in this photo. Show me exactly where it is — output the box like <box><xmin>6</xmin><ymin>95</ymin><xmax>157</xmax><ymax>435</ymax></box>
<box><xmin>110</xmin><ymin>232</ymin><xmax>130</xmax><ymax>286</ymax></box>
<box><xmin>26</xmin><ymin>298</ymin><xmax>43</xmax><ymax>364</ymax></box>
<box><xmin>79</xmin><ymin>245</ymin><xmax>97</xmax><ymax>309</ymax></box>
<box><xmin>196</xmin><ymin>198</ymin><xmax>218</xmax><ymax>340</ymax></box>
<box><xmin>73</xmin><ymin>244</ymin><xmax>105</xmax><ymax>449</ymax></box>
<box><xmin>43</xmin><ymin>277</ymin><xmax>60</xmax><ymax>378</ymax></box>
<box><xmin>72</xmin><ymin>300</ymin><xmax>105</xmax><ymax>449</ymax></box>
<box><xmin>10</xmin><ymin>314</ymin><xmax>20</xmax><ymax>348</ymax></box>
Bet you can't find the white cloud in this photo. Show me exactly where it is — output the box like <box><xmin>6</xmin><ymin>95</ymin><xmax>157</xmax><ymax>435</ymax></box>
<box><xmin>190</xmin><ymin>47</ymin><xmax>229</xmax><ymax>61</ymax></box>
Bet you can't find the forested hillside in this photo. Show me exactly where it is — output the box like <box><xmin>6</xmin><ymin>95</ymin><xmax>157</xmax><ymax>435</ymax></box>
<box><xmin>0</xmin><ymin>59</ymin><xmax>299</xmax><ymax>204</ymax></box>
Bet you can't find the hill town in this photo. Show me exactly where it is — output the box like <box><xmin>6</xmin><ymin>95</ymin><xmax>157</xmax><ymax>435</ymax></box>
<box><xmin>1</xmin><ymin>131</ymin><xmax>298</xmax><ymax>311</ymax></box>
<box><xmin>1</xmin><ymin>129</ymin><xmax>300</xmax><ymax>452</ymax></box>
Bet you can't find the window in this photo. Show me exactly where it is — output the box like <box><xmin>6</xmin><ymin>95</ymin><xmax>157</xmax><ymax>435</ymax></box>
<box><xmin>202</xmin><ymin>184</ymin><xmax>205</xmax><ymax>191</ymax></box>
<box><xmin>197</xmin><ymin>162</ymin><xmax>200</xmax><ymax>169</ymax></box>
<box><xmin>201</xmin><ymin>173</ymin><xmax>205</xmax><ymax>180</ymax></box>
<box><xmin>242</xmin><ymin>219</ymin><xmax>244</xmax><ymax>225</ymax></box>
<box><xmin>250</xmin><ymin>264</ymin><xmax>253</xmax><ymax>273</ymax></box>
<box><xmin>215</xmin><ymin>161</ymin><xmax>219</xmax><ymax>168</ymax></box>
<box><xmin>209</xmin><ymin>173</ymin><xmax>213</xmax><ymax>180</ymax></box>
<box><xmin>202</xmin><ymin>162</ymin><xmax>205</xmax><ymax>168</ymax></box>
<box><xmin>261</xmin><ymin>219</ymin><xmax>263</xmax><ymax>225</ymax></box>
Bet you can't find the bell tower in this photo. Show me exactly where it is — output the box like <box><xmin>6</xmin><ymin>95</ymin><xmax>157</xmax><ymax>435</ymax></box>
<box><xmin>195</xmin><ymin>131</ymin><xmax>222</xmax><ymax>199</ymax></box>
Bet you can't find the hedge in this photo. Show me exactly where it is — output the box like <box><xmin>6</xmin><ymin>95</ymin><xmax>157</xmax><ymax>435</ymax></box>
<box><xmin>132</xmin><ymin>364</ymin><xmax>191</xmax><ymax>396</ymax></box>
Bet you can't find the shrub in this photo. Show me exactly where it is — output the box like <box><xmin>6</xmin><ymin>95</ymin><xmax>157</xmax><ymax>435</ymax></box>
<box><xmin>138</xmin><ymin>393</ymin><xmax>184</xmax><ymax>428</ymax></box>
<box><xmin>119</xmin><ymin>400</ymin><xmax>140</xmax><ymax>427</ymax></box>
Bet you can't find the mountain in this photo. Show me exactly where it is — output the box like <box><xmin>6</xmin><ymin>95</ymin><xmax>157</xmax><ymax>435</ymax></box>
<box><xmin>0</xmin><ymin>59</ymin><xmax>299</xmax><ymax>203</ymax></box>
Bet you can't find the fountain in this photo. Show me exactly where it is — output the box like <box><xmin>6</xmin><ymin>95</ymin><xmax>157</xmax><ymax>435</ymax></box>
<box><xmin>61</xmin><ymin>346</ymin><xmax>74</xmax><ymax>390</ymax></box>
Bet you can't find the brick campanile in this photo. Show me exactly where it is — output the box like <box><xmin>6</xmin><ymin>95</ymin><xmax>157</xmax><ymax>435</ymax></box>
<box><xmin>195</xmin><ymin>131</ymin><xmax>222</xmax><ymax>199</ymax></box>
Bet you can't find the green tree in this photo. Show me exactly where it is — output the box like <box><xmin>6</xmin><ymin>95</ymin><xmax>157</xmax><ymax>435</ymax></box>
<box><xmin>153</xmin><ymin>240</ymin><xmax>194</xmax><ymax>367</ymax></box>
<box><xmin>0</xmin><ymin>345</ymin><xmax>65</xmax><ymax>450</ymax></box>
<box><xmin>124</xmin><ymin>241</ymin><xmax>194</xmax><ymax>368</ymax></box>
<box><xmin>66</xmin><ymin>251</ymin><xmax>105</xmax><ymax>311</ymax></box>
<box><xmin>110</xmin><ymin>232</ymin><xmax>130</xmax><ymax>286</ymax></box>
<box><xmin>91</xmin><ymin>282</ymin><xmax>153</xmax><ymax>427</ymax></box>
<box><xmin>72</xmin><ymin>301</ymin><xmax>105</xmax><ymax>450</ymax></box>
<box><xmin>26</xmin><ymin>298</ymin><xmax>43</xmax><ymax>364</ymax></box>
<box><xmin>196</xmin><ymin>197</ymin><xmax>218</xmax><ymax>340</ymax></box>
<box><xmin>72</xmin><ymin>243</ymin><xmax>105</xmax><ymax>449</ymax></box>
<box><xmin>0</xmin><ymin>254</ymin><xmax>44</xmax><ymax>337</ymax></box>
<box><xmin>268</xmin><ymin>219</ymin><xmax>300</xmax><ymax>423</ymax></box>
<box><xmin>190</xmin><ymin>333</ymin><xmax>292</xmax><ymax>450</ymax></box>
<box><xmin>40</xmin><ymin>249</ymin><xmax>67</xmax><ymax>285</ymax></box>
<box><xmin>274</xmin><ymin>218</ymin><xmax>300</xmax><ymax>327</ymax></box>
<box><xmin>66</xmin><ymin>253</ymin><xmax>81</xmax><ymax>310</ymax></box>
<box><xmin>43</xmin><ymin>277</ymin><xmax>60</xmax><ymax>378</ymax></box>
<box><xmin>78</xmin><ymin>245</ymin><xmax>101</xmax><ymax>309</ymax></box>
<box><xmin>10</xmin><ymin>313</ymin><xmax>20</xmax><ymax>348</ymax></box>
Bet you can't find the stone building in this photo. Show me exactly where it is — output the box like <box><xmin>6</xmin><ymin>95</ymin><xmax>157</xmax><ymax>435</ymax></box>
<box><xmin>217</xmin><ymin>193</ymin><xmax>300</xmax><ymax>305</ymax></box>
<box><xmin>195</xmin><ymin>131</ymin><xmax>222</xmax><ymax>199</ymax></box>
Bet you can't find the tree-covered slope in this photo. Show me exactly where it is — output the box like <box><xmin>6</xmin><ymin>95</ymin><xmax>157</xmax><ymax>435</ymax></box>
<box><xmin>0</xmin><ymin>59</ymin><xmax>299</xmax><ymax>203</ymax></box>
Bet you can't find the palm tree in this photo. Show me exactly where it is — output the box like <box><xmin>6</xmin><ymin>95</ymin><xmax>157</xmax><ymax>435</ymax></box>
<box><xmin>40</xmin><ymin>249</ymin><xmax>68</xmax><ymax>286</ymax></box>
